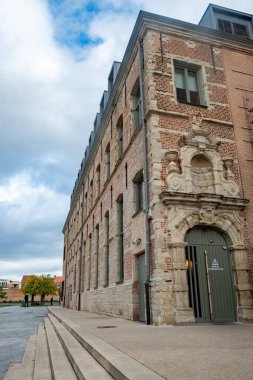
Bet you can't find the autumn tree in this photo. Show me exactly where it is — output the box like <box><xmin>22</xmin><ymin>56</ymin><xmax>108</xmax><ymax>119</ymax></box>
<box><xmin>36</xmin><ymin>276</ymin><xmax>58</xmax><ymax>303</ymax></box>
<box><xmin>21</xmin><ymin>275</ymin><xmax>39</xmax><ymax>302</ymax></box>
<box><xmin>22</xmin><ymin>275</ymin><xmax>58</xmax><ymax>303</ymax></box>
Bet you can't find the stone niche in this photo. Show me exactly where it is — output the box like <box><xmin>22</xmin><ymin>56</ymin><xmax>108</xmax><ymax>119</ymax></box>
<box><xmin>165</xmin><ymin>129</ymin><xmax>239</xmax><ymax>198</ymax></box>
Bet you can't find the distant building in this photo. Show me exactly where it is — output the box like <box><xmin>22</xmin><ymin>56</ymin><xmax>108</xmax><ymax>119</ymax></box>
<box><xmin>7</xmin><ymin>281</ymin><xmax>21</xmax><ymax>289</ymax></box>
<box><xmin>0</xmin><ymin>279</ymin><xmax>9</xmax><ymax>288</ymax></box>
<box><xmin>21</xmin><ymin>275</ymin><xmax>33</xmax><ymax>288</ymax></box>
<box><xmin>53</xmin><ymin>276</ymin><xmax>63</xmax><ymax>296</ymax></box>
<box><xmin>63</xmin><ymin>4</ymin><xmax>253</xmax><ymax>325</ymax></box>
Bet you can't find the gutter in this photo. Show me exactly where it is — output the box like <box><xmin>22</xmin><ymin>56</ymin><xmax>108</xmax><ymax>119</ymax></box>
<box><xmin>138</xmin><ymin>37</ymin><xmax>151</xmax><ymax>325</ymax></box>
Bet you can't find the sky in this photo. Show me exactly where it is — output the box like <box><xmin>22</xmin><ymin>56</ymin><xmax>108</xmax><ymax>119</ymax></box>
<box><xmin>1</xmin><ymin>0</ymin><xmax>252</xmax><ymax>282</ymax></box>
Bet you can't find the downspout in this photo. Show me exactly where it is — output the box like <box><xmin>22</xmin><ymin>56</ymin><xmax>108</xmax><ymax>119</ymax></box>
<box><xmin>63</xmin><ymin>231</ymin><xmax>68</xmax><ymax>308</ymax></box>
<box><xmin>78</xmin><ymin>186</ymin><xmax>85</xmax><ymax>311</ymax></box>
<box><xmin>138</xmin><ymin>37</ymin><xmax>151</xmax><ymax>325</ymax></box>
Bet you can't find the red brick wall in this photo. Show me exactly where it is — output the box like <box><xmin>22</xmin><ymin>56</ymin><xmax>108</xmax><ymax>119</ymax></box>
<box><xmin>222</xmin><ymin>48</ymin><xmax>253</xmax><ymax>282</ymax></box>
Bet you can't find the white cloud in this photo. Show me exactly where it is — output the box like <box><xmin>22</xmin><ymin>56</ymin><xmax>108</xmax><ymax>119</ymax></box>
<box><xmin>0</xmin><ymin>258</ymin><xmax>62</xmax><ymax>282</ymax></box>
<box><xmin>0</xmin><ymin>172</ymin><xmax>68</xmax><ymax>232</ymax></box>
<box><xmin>0</xmin><ymin>0</ymin><xmax>252</xmax><ymax>280</ymax></box>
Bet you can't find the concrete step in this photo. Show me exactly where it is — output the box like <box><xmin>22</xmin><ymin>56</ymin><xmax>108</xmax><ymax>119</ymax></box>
<box><xmin>18</xmin><ymin>335</ymin><xmax>37</xmax><ymax>379</ymax></box>
<box><xmin>49</xmin><ymin>309</ymin><xmax>164</xmax><ymax>380</ymax></box>
<box><xmin>4</xmin><ymin>336</ymin><xmax>36</xmax><ymax>380</ymax></box>
<box><xmin>34</xmin><ymin>323</ymin><xmax>52</xmax><ymax>380</ymax></box>
<box><xmin>44</xmin><ymin>317</ymin><xmax>77</xmax><ymax>380</ymax></box>
<box><xmin>48</xmin><ymin>313</ymin><xmax>113</xmax><ymax>380</ymax></box>
<box><xmin>4</xmin><ymin>364</ymin><xmax>21</xmax><ymax>380</ymax></box>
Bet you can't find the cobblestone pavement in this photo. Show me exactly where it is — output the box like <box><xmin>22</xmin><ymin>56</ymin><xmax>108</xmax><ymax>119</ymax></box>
<box><xmin>0</xmin><ymin>305</ymin><xmax>48</xmax><ymax>380</ymax></box>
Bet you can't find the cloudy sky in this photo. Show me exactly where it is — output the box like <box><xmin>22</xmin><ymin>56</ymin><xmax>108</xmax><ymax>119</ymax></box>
<box><xmin>0</xmin><ymin>0</ymin><xmax>252</xmax><ymax>281</ymax></box>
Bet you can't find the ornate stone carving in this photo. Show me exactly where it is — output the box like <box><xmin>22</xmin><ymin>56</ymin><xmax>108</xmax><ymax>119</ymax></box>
<box><xmin>198</xmin><ymin>206</ymin><xmax>217</xmax><ymax>225</ymax></box>
<box><xmin>223</xmin><ymin>158</ymin><xmax>234</xmax><ymax>179</ymax></box>
<box><xmin>165</xmin><ymin>150</ymin><xmax>180</xmax><ymax>174</ymax></box>
<box><xmin>187</xmin><ymin>109</ymin><xmax>203</xmax><ymax>128</ymax></box>
<box><xmin>165</xmin><ymin>129</ymin><xmax>240</xmax><ymax>197</ymax></box>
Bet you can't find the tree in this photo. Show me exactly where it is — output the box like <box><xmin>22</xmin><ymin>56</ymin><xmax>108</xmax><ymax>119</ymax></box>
<box><xmin>36</xmin><ymin>276</ymin><xmax>58</xmax><ymax>303</ymax></box>
<box><xmin>0</xmin><ymin>286</ymin><xmax>6</xmax><ymax>300</ymax></box>
<box><xmin>21</xmin><ymin>275</ymin><xmax>39</xmax><ymax>302</ymax></box>
<box><xmin>22</xmin><ymin>275</ymin><xmax>58</xmax><ymax>303</ymax></box>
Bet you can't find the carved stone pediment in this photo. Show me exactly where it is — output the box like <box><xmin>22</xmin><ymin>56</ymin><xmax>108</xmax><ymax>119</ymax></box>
<box><xmin>182</xmin><ymin>129</ymin><xmax>219</xmax><ymax>150</ymax></box>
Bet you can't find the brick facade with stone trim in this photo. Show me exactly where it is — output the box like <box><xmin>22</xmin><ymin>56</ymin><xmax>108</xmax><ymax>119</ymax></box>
<box><xmin>63</xmin><ymin>5</ymin><xmax>253</xmax><ymax>324</ymax></box>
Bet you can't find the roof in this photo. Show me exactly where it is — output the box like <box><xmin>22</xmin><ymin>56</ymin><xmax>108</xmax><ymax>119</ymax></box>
<box><xmin>21</xmin><ymin>275</ymin><xmax>33</xmax><ymax>283</ymax></box>
<box><xmin>200</xmin><ymin>3</ymin><xmax>253</xmax><ymax>24</ymax></box>
<box><xmin>54</xmin><ymin>276</ymin><xmax>63</xmax><ymax>283</ymax></box>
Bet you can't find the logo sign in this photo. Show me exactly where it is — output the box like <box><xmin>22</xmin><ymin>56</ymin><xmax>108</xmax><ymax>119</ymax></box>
<box><xmin>208</xmin><ymin>258</ymin><xmax>224</xmax><ymax>271</ymax></box>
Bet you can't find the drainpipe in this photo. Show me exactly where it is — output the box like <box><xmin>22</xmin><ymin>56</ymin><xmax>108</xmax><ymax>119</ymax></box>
<box><xmin>63</xmin><ymin>232</ymin><xmax>69</xmax><ymax>308</ymax></box>
<box><xmin>138</xmin><ymin>37</ymin><xmax>151</xmax><ymax>325</ymax></box>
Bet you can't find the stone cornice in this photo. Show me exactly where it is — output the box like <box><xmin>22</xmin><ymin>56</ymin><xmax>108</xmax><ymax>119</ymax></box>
<box><xmin>160</xmin><ymin>192</ymin><xmax>249</xmax><ymax>210</ymax></box>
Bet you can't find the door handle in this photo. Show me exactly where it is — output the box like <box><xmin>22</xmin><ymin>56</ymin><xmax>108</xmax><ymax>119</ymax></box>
<box><xmin>204</xmin><ymin>250</ymin><xmax>213</xmax><ymax>320</ymax></box>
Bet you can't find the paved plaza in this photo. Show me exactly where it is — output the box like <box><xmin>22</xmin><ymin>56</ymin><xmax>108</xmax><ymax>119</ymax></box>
<box><xmin>51</xmin><ymin>307</ymin><xmax>253</xmax><ymax>380</ymax></box>
<box><xmin>1</xmin><ymin>305</ymin><xmax>253</xmax><ymax>380</ymax></box>
<box><xmin>0</xmin><ymin>305</ymin><xmax>48</xmax><ymax>380</ymax></box>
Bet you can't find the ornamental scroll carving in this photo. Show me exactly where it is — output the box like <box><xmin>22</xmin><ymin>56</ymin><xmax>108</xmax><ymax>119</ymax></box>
<box><xmin>165</xmin><ymin>129</ymin><xmax>239</xmax><ymax>197</ymax></box>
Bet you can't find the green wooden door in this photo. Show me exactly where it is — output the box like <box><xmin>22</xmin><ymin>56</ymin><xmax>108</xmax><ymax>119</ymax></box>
<box><xmin>137</xmin><ymin>253</ymin><xmax>146</xmax><ymax>322</ymax></box>
<box><xmin>185</xmin><ymin>228</ymin><xmax>236</xmax><ymax>323</ymax></box>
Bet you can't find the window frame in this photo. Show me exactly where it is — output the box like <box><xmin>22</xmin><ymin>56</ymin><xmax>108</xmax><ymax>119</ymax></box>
<box><xmin>105</xmin><ymin>143</ymin><xmax>110</xmax><ymax>180</ymax></box>
<box><xmin>217</xmin><ymin>18</ymin><xmax>249</xmax><ymax>37</ymax></box>
<box><xmin>104</xmin><ymin>211</ymin><xmax>110</xmax><ymax>287</ymax></box>
<box><xmin>117</xmin><ymin>195</ymin><xmax>124</xmax><ymax>281</ymax></box>
<box><xmin>174</xmin><ymin>61</ymin><xmax>204</xmax><ymax>106</ymax></box>
<box><xmin>131</xmin><ymin>79</ymin><xmax>142</xmax><ymax>131</ymax></box>
<box><xmin>133</xmin><ymin>170</ymin><xmax>144</xmax><ymax>214</ymax></box>
<box><xmin>116</xmin><ymin>115</ymin><xmax>124</xmax><ymax>160</ymax></box>
<box><xmin>96</xmin><ymin>164</ymin><xmax>101</xmax><ymax>198</ymax></box>
<box><xmin>94</xmin><ymin>224</ymin><xmax>99</xmax><ymax>289</ymax></box>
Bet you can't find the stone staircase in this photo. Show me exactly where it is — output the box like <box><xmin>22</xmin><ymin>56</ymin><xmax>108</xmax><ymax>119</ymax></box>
<box><xmin>4</xmin><ymin>309</ymin><xmax>163</xmax><ymax>380</ymax></box>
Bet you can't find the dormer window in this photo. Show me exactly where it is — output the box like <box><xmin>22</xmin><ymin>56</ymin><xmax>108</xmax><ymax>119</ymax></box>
<box><xmin>218</xmin><ymin>18</ymin><xmax>249</xmax><ymax>37</ymax></box>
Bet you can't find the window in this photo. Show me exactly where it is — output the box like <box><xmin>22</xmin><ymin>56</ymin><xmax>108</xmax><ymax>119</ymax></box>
<box><xmin>95</xmin><ymin>225</ymin><xmax>99</xmax><ymax>289</ymax></box>
<box><xmin>175</xmin><ymin>64</ymin><xmax>201</xmax><ymax>105</ymax></box>
<box><xmin>105</xmin><ymin>143</ymin><xmax>110</xmax><ymax>179</ymax></box>
<box><xmin>117</xmin><ymin>195</ymin><xmax>124</xmax><ymax>281</ymax></box>
<box><xmin>85</xmin><ymin>192</ymin><xmax>88</xmax><ymax>218</ymax></box>
<box><xmin>104</xmin><ymin>212</ymin><xmax>110</xmax><ymax>287</ymax></box>
<box><xmin>133</xmin><ymin>170</ymin><xmax>144</xmax><ymax>213</ymax></box>
<box><xmin>218</xmin><ymin>19</ymin><xmax>232</xmax><ymax>33</ymax></box>
<box><xmin>125</xmin><ymin>163</ymin><xmax>128</xmax><ymax>189</ymax></box>
<box><xmin>117</xmin><ymin>115</ymin><xmax>123</xmax><ymax>159</ymax></box>
<box><xmin>218</xmin><ymin>18</ymin><xmax>249</xmax><ymax>37</ymax></box>
<box><xmin>90</xmin><ymin>180</ymin><xmax>93</xmax><ymax>206</ymax></box>
<box><xmin>233</xmin><ymin>23</ymin><xmax>249</xmax><ymax>37</ymax></box>
<box><xmin>86</xmin><ymin>234</ymin><xmax>92</xmax><ymax>290</ymax></box>
<box><xmin>96</xmin><ymin>164</ymin><xmax>101</xmax><ymax>198</ymax></box>
<box><xmin>110</xmin><ymin>186</ymin><xmax>113</xmax><ymax>207</ymax></box>
<box><xmin>132</xmin><ymin>79</ymin><xmax>142</xmax><ymax>130</ymax></box>
<box><xmin>81</xmin><ymin>242</ymin><xmax>86</xmax><ymax>292</ymax></box>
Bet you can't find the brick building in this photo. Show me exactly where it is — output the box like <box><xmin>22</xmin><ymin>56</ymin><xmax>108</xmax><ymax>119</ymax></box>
<box><xmin>62</xmin><ymin>4</ymin><xmax>253</xmax><ymax>324</ymax></box>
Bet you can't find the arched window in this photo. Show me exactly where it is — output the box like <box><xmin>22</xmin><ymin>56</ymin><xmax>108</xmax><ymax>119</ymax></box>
<box><xmin>131</xmin><ymin>79</ymin><xmax>141</xmax><ymax>130</ymax></box>
<box><xmin>133</xmin><ymin>170</ymin><xmax>144</xmax><ymax>213</ymax></box>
